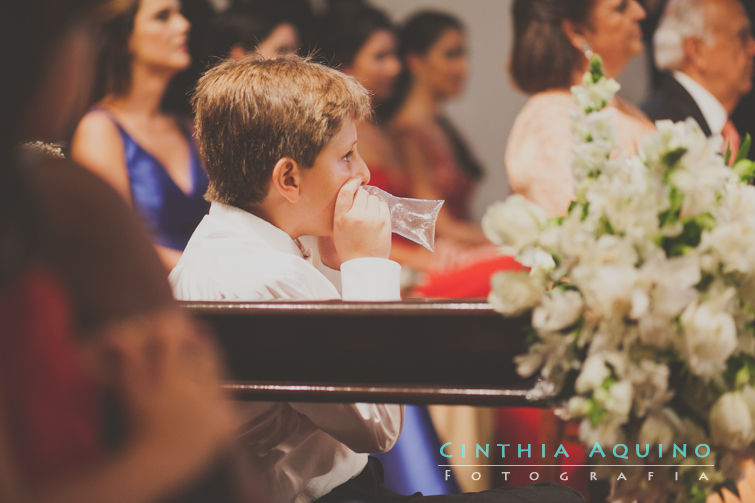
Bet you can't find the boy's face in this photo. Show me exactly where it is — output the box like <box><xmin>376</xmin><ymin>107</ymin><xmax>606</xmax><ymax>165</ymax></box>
<box><xmin>298</xmin><ymin>116</ymin><xmax>370</xmax><ymax>236</ymax></box>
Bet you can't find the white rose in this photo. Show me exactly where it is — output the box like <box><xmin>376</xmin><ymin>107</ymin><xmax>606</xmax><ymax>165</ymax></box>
<box><xmin>629</xmin><ymin>360</ymin><xmax>673</xmax><ymax>416</ymax></box>
<box><xmin>488</xmin><ymin>271</ymin><xmax>544</xmax><ymax>316</ymax></box>
<box><xmin>680</xmin><ymin>302</ymin><xmax>738</xmax><ymax>380</ymax></box>
<box><xmin>639</xmin><ymin>409</ymin><xmax>678</xmax><ymax>447</ymax></box>
<box><xmin>602</xmin><ymin>379</ymin><xmax>633</xmax><ymax>417</ymax></box>
<box><xmin>571</xmin><ymin>264</ymin><xmax>638</xmax><ymax>318</ymax></box>
<box><xmin>579</xmin><ymin>417</ymin><xmax>625</xmax><ymax>447</ymax></box>
<box><xmin>566</xmin><ymin>396</ymin><xmax>591</xmax><ymax>418</ymax></box>
<box><xmin>532</xmin><ymin>289</ymin><xmax>584</xmax><ymax>333</ymax></box>
<box><xmin>709</xmin><ymin>392</ymin><xmax>755</xmax><ymax>450</ymax></box>
<box><xmin>575</xmin><ymin>354</ymin><xmax>610</xmax><ymax>394</ymax></box>
<box><xmin>517</xmin><ymin>248</ymin><xmax>556</xmax><ymax>280</ymax></box>
<box><xmin>571</xmin><ymin>75</ymin><xmax>620</xmax><ymax>113</ymax></box>
<box><xmin>704</xmin><ymin>222</ymin><xmax>755</xmax><ymax>275</ymax></box>
<box><xmin>515</xmin><ymin>332</ymin><xmax>576</xmax><ymax>381</ymax></box>
<box><xmin>482</xmin><ymin>195</ymin><xmax>547</xmax><ymax>251</ymax></box>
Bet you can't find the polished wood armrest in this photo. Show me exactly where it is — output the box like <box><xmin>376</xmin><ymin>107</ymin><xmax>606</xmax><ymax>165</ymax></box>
<box><xmin>183</xmin><ymin>299</ymin><xmax>544</xmax><ymax>405</ymax></box>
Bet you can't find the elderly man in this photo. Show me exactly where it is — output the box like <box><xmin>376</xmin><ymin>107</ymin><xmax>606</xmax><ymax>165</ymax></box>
<box><xmin>643</xmin><ymin>0</ymin><xmax>755</xmax><ymax>157</ymax></box>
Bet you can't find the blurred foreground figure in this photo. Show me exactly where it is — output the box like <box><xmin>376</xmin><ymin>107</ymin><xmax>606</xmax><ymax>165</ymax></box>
<box><xmin>0</xmin><ymin>1</ymin><xmax>259</xmax><ymax>501</ymax></box>
<box><xmin>506</xmin><ymin>0</ymin><xmax>654</xmax><ymax>218</ymax></box>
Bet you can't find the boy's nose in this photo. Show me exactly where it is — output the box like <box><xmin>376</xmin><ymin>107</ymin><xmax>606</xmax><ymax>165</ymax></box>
<box><xmin>356</xmin><ymin>158</ymin><xmax>370</xmax><ymax>185</ymax></box>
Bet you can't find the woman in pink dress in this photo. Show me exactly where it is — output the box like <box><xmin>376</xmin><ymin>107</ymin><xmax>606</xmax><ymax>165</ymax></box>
<box><xmin>506</xmin><ymin>0</ymin><xmax>655</xmax><ymax>218</ymax></box>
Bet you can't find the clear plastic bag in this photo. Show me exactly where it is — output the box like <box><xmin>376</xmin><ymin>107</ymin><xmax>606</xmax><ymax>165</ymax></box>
<box><xmin>362</xmin><ymin>185</ymin><xmax>444</xmax><ymax>252</ymax></box>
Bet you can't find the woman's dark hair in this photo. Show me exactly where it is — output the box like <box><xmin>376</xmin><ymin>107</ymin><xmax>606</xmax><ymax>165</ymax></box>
<box><xmin>380</xmin><ymin>10</ymin><xmax>463</xmax><ymax>121</ymax></box>
<box><xmin>206</xmin><ymin>5</ymin><xmax>281</xmax><ymax>61</ymax></box>
<box><xmin>510</xmin><ymin>0</ymin><xmax>596</xmax><ymax>94</ymax></box>
<box><xmin>399</xmin><ymin>10</ymin><xmax>463</xmax><ymax>57</ymax></box>
<box><xmin>94</xmin><ymin>3</ymin><xmax>139</xmax><ymax>99</ymax></box>
<box><xmin>317</xmin><ymin>4</ymin><xmax>394</xmax><ymax>69</ymax></box>
<box><xmin>0</xmin><ymin>0</ymin><xmax>130</xmax><ymax>285</ymax></box>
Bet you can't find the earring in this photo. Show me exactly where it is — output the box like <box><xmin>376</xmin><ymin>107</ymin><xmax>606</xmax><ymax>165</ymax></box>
<box><xmin>581</xmin><ymin>41</ymin><xmax>594</xmax><ymax>60</ymax></box>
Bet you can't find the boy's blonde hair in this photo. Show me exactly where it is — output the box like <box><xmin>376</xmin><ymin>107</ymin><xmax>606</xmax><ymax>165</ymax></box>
<box><xmin>193</xmin><ymin>56</ymin><xmax>372</xmax><ymax>207</ymax></box>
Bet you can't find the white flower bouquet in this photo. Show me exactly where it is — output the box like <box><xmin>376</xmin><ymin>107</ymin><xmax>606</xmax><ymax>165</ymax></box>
<box><xmin>484</xmin><ymin>56</ymin><xmax>755</xmax><ymax>502</ymax></box>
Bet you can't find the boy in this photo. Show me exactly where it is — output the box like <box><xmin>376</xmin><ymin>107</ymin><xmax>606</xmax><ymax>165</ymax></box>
<box><xmin>170</xmin><ymin>56</ymin><xmax>400</xmax><ymax>302</ymax></box>
<box><xmin>171</xmin><ymin>56</ymin><xmax>403</xmax><ymax>503</ymax></box>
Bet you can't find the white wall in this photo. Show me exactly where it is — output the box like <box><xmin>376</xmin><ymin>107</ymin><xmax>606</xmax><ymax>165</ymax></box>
<box><xmin>368</xmin><ymin>0</ymin><xmax>650</xmax><ymax>221</ymax></box>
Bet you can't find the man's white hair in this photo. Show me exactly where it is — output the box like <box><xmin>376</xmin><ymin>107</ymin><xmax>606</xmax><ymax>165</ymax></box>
<box><xmin>654</xmin><ymin>0</ymin><xmax>713</xmax><ymax>71</ymax></box>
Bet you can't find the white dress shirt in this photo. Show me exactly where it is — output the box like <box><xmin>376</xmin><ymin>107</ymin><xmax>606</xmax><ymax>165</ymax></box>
<box><xmin>673</xmin><ymin>71</ymin><xmax>728</xmax><ymax>135</ymax></box>
<box><xmin>169</xmin><ymin>202</ymin><xmax>403</xmax><ymax>503</ymax></box>
<box><xmin>170</xmin><ymin>202</ymin><xmax>401</xmax><ymax>301</ymax></box>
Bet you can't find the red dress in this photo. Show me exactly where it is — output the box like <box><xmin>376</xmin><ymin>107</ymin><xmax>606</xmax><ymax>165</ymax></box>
<box><xmin>0</xmin><ymin>266</ymin><xmax>101</xmax><ymax>482</ymax></box>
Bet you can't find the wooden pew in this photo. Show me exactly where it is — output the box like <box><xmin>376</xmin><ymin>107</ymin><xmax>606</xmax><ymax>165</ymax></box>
<box><xmin>184</xmin><ymin>299</ymin><xmax>548</xmax><ymax>405</ymax></box>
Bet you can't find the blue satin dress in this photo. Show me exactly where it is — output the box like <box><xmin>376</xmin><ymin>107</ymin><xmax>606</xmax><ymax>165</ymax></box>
<box><xmin>374</xmin><ymin>405</ymin><xmax>460</xmax><ymax>495</ymax></box>
<box><xmin>100</xmin><ymin>111</ymin><xmax>209</xmax><ymax>251</ymax></box>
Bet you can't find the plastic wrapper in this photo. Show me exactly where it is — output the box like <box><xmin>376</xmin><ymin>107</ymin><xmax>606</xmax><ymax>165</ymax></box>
<box><xmin>362</xmin><ymin>185</ymin><xmax>444</xmax><ymax>252</ymax></box>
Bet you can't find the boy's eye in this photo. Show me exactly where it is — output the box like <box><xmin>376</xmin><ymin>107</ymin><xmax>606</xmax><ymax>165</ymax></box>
<box><xmin>343</xmin><ymin>151</ymin><xmax>354</xmax><ymax>162</ymax></box>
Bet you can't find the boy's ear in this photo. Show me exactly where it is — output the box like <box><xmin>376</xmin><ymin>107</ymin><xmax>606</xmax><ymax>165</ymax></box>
<box><xmin>270</xmin><ymin>157</ymin><xmax>302</xmax><ymax>204</ymax></box>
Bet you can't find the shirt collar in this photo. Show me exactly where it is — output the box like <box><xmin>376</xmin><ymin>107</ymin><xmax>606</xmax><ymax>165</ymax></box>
<box><xmin>673</xmin><ymin>71</ymin><xmax>728</xmax><ymax>134</ymax></box>
<box><xmin>208</xmin><ymin>201</ymin><xmax>305</xmax><ymax>258</ymax></box>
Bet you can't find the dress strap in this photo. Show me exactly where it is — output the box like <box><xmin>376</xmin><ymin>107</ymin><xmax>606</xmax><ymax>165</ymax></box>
<box><xmin>85</xmin><ymin>106</ymin><xmax>129</xmax><ymax>138</ymax></box>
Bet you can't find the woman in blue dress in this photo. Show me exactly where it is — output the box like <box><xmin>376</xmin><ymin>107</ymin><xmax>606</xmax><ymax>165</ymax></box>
<box><xmin>72</xmin><ymin>0</ymin><xmax>209</xmax><ymax>270</ymax></box>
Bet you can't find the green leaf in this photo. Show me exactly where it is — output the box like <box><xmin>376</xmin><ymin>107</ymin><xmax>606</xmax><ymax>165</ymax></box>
<box><xmin>568</xmin><ymin>201</ymin><xmax>579</xmax><ymax>216</ymax></box>
<box><xmin>659</xmin><ymin>213</ymin><xmax>715</xmax><ymax>257</ymax></box>
<box><xmin>736</xmin><ymin>133</ymin><xmax>752</xmax><ymax>164</ymax></box>
<box><xmin>523</xmin><ymin>325</ymin><xmax>538</xmax><ymax>346</ymax></box>
<box><xmin>696</xmin><ymin>272</ymin><xmax>714</xmax><ymax>292</ymax></box>
<box><xmin>662</xmin><ymin>147</ymin><xmax>688</xmax><ymax>169</ymax></box>
<box><xmin>733</xmin><ymin>159</ymin><xmax>755</xmax><ymax>184</ymax></box>
<box><xmin>581</xmin><ymin>202</ymin><xmax>590</xmax><ymax>221</ymax></box>
<box><xmin>658</xmin><ymin>186</ymin><xmax>683</xmax><ymax>228</ymax></box>
<box><xmin>723</xmin><ymin>355</ymin><xmax>755</xmax><ymax>389</ymax></box>
<box><xmin>596</xmin><ymin>216</ymin><xmax>616</xmax><ymax>237</ymax></box>
<box><xmin>601</xmin><ymin>377</ymin><xmax>618</xmax><ymax>390</ymax></box>
<box><xmin>725</xmin><ymin>144</ymin><xmax>733</xmax><ymax>166</ymax></box>
<box><xmin>587</xmin><ymin>397</ymin><xmax>608</xmax><ymax>425</ymax></box>
<box><xmin>589</xmin><ymin>55</ymin><xmax>605</xmax><ymax>83</ymax></box>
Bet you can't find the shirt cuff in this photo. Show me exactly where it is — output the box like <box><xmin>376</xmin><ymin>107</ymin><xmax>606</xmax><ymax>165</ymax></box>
<box><xmin>318</xmin><ymin>261</ymin><xmax>343</xmax><ymax>292</ymax></box>
<box><xmin>340</xmin><ymin>258</ymin><xmax>401</xmax><ymax>301</ymax></box>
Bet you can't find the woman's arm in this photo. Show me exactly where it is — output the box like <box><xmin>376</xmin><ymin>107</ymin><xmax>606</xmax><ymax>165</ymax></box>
<box><xmin>70</xmin><ymin>111</ymin><xmax>131</xmax><ymax>203</ymax></box>
<box><xmin>71</xmin><ymin>114</ymin><xmax>183</xmax><ymax>272</ymax></box>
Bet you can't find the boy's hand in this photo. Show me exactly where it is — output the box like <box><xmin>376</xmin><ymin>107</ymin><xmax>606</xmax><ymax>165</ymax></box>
<box><xmin>317</xmin><ymin>236</ymin><xmax>341</xmax><ymax>270</ymax></box>
<box><xmin>332</xmin><ymin>178</ymin><xmax>391</xmax><ymax>264</ymax></box>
